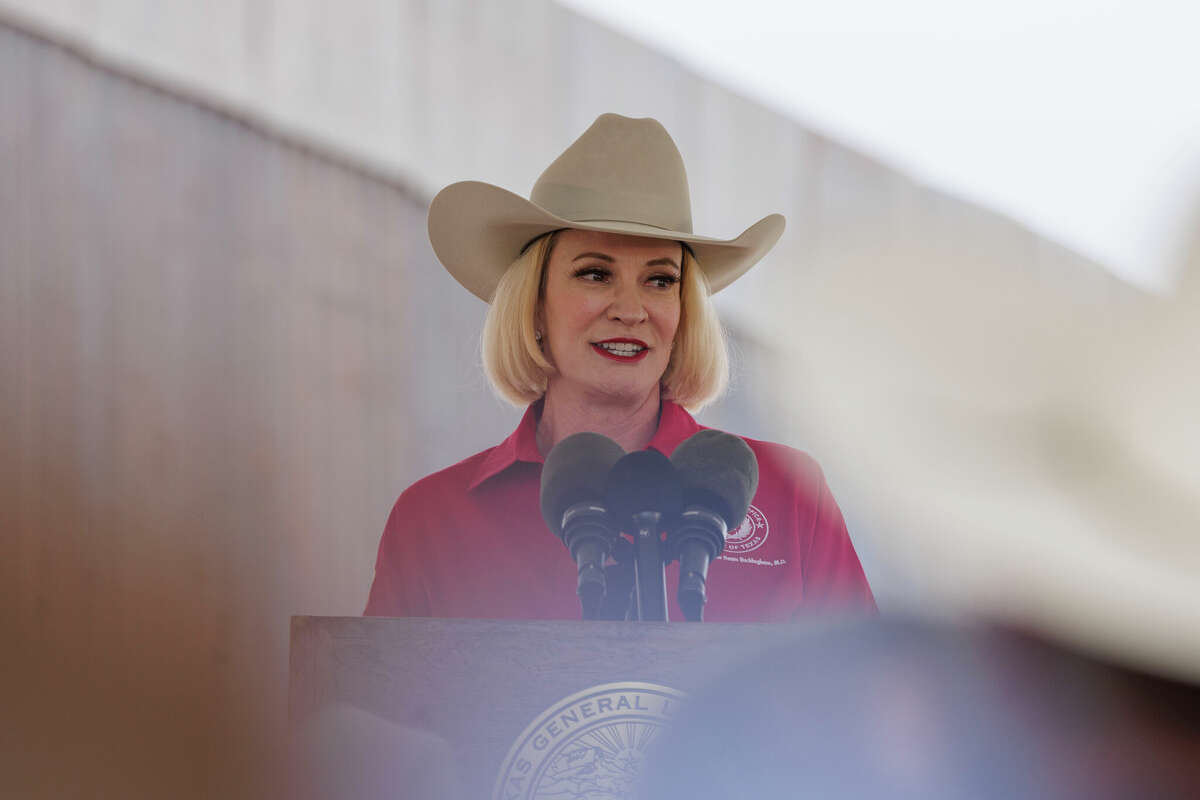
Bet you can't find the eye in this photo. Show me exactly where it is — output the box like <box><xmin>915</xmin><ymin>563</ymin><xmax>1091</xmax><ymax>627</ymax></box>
<box><xmin>647</xmin><ymin>273</ymin><xmax>680</xmax><ymax>289</ymax></box>
<box><xmin>573</xmin><ymin>266</ymin><xmax>610</xmax><ymax>283</ymax></box>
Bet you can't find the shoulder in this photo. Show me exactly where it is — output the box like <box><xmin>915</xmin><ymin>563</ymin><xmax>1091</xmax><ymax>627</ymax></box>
<box><xmin>698</xmin><ymin>428</ymin><xmax>832</xmax><ymax>515</ymax></box>
<box><xmin>739</xmin><ymin>435</ymin><xmax>819</xmax><ymax>469</ymax></box>
<box><xmin>387</xmin><ymin>446</ymin><xmax>497</xmax><ymax>517</ymax></box>
<box><xmin>715</xmin><ymin>430</ymin><xmax>825</xmax><ymax>486</ymax></box>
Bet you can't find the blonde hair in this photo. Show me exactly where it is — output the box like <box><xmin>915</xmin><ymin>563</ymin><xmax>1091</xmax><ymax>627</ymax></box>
<box><xmin>481</xmin><ymin>233</ymin><xmax>729</xmax><ymax>411</ymax></box>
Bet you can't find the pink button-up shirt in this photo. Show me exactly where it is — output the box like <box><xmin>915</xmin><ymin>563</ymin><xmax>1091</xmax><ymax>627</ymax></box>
<box><xmin>365</xmin><ymin>400</ymin><xmax>875</xmax><ymax>620</ymax></box>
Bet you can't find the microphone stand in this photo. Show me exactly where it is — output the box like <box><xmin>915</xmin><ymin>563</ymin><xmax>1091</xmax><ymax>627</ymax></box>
<box><xmin>630</xmin><ymin>511</ymin><xmax>668</xmax><ymax>621</ymax></box>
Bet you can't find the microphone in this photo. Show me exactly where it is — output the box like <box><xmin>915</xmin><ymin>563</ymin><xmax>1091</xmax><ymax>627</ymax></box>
<box><xmin>604</xmin><ymin>449</ymin><xmax>683</xmax><ymax>532</ymax></box>
<box><xmin>605</xmin><ymin>450</ymin><xmax>682</xmax><ymax>621</ymax></box>
<box><xmin>540</xmin><ymin>433</ymin><xmax>626</xmax><ymax>619</ymax></box>
<box><xmin>669</xmin><ymin>430</ymin><xmax>759</xmax><ymax>621</ymax></box>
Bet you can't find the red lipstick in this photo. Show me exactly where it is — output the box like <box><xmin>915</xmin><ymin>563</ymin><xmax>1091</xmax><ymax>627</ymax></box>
<box><xmin>591</xmin><ymin>338</ymin><xmax>650</xmax><ymax>363</ymax></box>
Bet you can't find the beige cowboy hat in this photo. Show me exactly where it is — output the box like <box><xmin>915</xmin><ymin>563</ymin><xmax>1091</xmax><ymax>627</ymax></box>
<box><xmin>428</xmin><ymin>113</ymin><xmax>786</xmax><ymax>302</ymax></box>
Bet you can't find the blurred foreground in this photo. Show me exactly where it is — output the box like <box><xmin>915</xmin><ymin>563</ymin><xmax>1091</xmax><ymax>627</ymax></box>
<box><xmin>637</xmin><ymin>619</ymin><xmax>1200</xmax><ymax>799</ymax></box>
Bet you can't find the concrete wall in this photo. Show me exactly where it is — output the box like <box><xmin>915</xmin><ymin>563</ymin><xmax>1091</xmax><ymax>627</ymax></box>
<box><xmin>0</xmin><ymin>20</ymin><xmax>522</xmax><ymax>797</ymax></box>
<box><xmin>0</xmin><ymin>0</ymin><xmax>1138</xmax><ymax>322</ymax></box>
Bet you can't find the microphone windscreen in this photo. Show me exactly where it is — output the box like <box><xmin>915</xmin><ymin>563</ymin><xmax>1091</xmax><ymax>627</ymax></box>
<box><xmin>670</xmin><ymin>430</ymin><xmax>759</xmax><ymax>528</ymax></box>
<box><xmin>539</xmin><ymin>432</ymin><xmax>626</xmax><ymax>537</ymax></box>
<box><xmin>604</xmin><ymin>449</ymin><xmax>682</xmax><ymax>527</ymax></box>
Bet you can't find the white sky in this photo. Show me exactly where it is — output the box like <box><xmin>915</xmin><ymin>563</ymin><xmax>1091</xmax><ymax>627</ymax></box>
<box><xmin>560</xmin><ymin>0</ymin><xmax>1200</xmax><ymax>292</ymax></box>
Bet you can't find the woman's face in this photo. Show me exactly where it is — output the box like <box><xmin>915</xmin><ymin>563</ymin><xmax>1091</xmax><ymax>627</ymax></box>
<box><xmin>539</xmin><ymin>229</ymin><xmax>683</xmax><ymax>405</ymax></box>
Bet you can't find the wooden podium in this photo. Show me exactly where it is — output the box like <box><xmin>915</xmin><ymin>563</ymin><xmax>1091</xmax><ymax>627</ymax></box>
<box><xmin>288</xmin><ymin>616</ymin><xmax>804</xmax><ymax>799</ymax></box>
<box><xmin>291</xmin><ymin>615</ymin><xmax>1200</xmax><ymax>799</ymax></box>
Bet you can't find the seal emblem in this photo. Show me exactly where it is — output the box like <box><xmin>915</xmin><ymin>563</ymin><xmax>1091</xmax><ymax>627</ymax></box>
<box><xmin>492</xmin><ymin>682</ymin><xmax>683</xmax><ymax>800</ymax></box>
<box><xmin>724</xmin><ymin>503</ymin><xmax>769</xmax><ymax>554</ymax></box>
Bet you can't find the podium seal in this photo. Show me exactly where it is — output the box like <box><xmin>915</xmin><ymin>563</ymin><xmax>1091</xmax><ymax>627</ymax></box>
<box><xmin>492</xmin><ymin>681</ymin><xmax>684</xmax><ymax>800</ymax></box>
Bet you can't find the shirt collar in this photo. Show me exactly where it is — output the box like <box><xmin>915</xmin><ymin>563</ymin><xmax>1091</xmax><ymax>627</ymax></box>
<box><xmin>467</xmin><ymin>398</ymin><xmax>703</xmax><ymax>490</ymax></box>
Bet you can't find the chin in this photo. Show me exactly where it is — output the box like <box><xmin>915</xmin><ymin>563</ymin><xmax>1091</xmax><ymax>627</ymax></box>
<box><xmin>581</xmin><ymin>378</ymin><xmax>661</xmax><ymax>406</ymax></box>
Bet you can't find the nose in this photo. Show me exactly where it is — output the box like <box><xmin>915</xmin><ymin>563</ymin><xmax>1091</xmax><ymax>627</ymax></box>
<box><xmin>607</xmin><ymin>281</ymin><xmax>648</xmax><ymax>325</ymax></box>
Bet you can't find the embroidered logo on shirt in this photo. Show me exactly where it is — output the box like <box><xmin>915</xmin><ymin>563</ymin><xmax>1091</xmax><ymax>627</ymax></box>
<box><xmin>723</xmin><ymin>503</ymin><xmax>769</xmax><ymax>554</ymax></box>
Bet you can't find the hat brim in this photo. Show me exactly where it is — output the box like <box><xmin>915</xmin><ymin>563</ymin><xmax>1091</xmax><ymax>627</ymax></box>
<box><xmin>428</xmin><ymin>181</ymin><xmax>785</xmax><ymax>302</ymax></box>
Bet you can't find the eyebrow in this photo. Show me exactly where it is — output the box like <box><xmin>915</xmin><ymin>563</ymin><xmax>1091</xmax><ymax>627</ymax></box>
<box><xmin>572</xmin><ymin>252</ymin><xmax>615</xmax><ymax>263</ymax></box>
<box><xmin>572</xmin><ymin>252</ymin><xmax>681</xmax><ymax>272</ymax></box>
<box><xmin>646</xmin><ymin>257</ymin><xmax>681</xmax><ymax>272</ymax></box>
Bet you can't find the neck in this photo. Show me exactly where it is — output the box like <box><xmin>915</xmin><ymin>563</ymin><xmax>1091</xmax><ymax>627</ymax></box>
<box><xmin>536</xmin><ymin>385</ymin><xmax>664</xmax><ymax>456</ymax></box>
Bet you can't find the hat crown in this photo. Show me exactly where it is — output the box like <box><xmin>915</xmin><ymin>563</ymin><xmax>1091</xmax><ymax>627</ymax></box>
<box><xmin>529</xmin><ymin>114</ymin><xmax>694</xmax><ymax>234</ymax></box>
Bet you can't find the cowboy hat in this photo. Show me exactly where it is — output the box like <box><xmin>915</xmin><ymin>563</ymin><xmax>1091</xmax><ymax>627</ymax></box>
<box><xmin>427</xmin><ymin>113</ymin><xmax>785</xmax><ymax>302</ymax></box>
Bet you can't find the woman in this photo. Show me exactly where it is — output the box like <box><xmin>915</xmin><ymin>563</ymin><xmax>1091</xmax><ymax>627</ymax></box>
<box><xmin>365</xmin><ymin>114</ymin><xmax>874</xmax><ymax>620</ymax></box>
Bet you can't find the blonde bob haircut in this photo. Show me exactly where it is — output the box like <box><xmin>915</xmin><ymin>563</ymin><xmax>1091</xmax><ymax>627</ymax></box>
<box><xmin>481</xmin><ymin>231</ymin><xmax>730</xmax><ymax>412</ymax></box>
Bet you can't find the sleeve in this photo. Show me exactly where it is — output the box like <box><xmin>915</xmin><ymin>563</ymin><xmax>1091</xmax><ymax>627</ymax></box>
<box><xmin>363</xmin><ymin>487</ymin><xmax>431</xmax><ymax>617</ymax></box>
<box><xmin>797</xmin><ymin>461</ymin><xmax>877</xmax><ymax>616</ymax></box>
